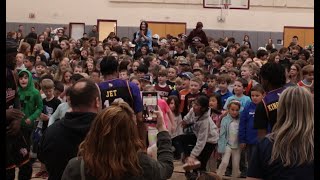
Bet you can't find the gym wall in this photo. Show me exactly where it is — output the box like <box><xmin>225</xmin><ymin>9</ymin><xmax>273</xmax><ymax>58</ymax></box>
<box><xmin>7</xmin><ymin>0</ymin><xmax>313</xmax><ymax>50</ymax></box>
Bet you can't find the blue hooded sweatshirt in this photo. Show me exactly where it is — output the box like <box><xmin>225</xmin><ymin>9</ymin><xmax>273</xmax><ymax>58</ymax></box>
<box><xmin>239</xmin><ymin>102</ymin><xmax>258</xmax><ymax>145</ymax></box>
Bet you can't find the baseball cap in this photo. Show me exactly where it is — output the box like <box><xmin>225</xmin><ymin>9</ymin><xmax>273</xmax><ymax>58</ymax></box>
<box><xmin>129</xmin><ymin>41</ymin><xmax>136</xmax><ymax>48</ymax></box>
<box><xmin>152</xmin><ymin>34</ymin><xmax>160</xmax><ymax>40</ymax></box>
<box><xmin>160</xmin><ymin>38</ymin><xmax>167</xmax><ymax>44</ymax></box>
<box><xmin>140</xmin><ymin>74</ymin><xmax>152</xmax><ymax>83</ymax></box>
<box><xmin>179</xmin><ymin>72</ymin><xmax>194</xmax><ymax>80</ymax></box>
<box><xmin>192</xmin><ymin>68</ymin><xmax>203</xmax><ymax>74</ymax></box>
<box><xmin>258</xmin><ymin>47</ymin><xmax>267</xmax><ymax>51</ymax></box>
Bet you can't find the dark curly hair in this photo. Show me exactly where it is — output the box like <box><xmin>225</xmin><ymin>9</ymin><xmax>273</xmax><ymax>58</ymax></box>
<box><xmin>260</xmin><ymin>62</ymin><xmax>285</xmax><ymax>88</ymax></box>
<box><xmin>100</xmin><ymin>56</ymin><xmax>119</xmax><ymax>76</ymax></box>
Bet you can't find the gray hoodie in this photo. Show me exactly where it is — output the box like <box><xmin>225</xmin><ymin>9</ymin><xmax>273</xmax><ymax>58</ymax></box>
<box><xmin>183</xmin><ymin>108</ymin><xmax>219</xmax><ymax>157</ymax></box>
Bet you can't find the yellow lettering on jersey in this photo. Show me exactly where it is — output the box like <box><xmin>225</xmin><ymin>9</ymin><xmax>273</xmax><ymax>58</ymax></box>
<box><xmin>267</xmin><ymin>102</ymin><xmax>278</xmax><ymax>112</ymax></box>
<box><xmin>106</xmin><ymin>90</ymin><xmax>117</xmax><ymax>98</ymax></box>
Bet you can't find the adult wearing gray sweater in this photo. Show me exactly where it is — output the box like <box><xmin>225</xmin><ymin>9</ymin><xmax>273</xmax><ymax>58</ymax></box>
<box><xmin>181</xmin><ymin>95</ymin><xmax>219</xmax><ymax>178</ymax></box>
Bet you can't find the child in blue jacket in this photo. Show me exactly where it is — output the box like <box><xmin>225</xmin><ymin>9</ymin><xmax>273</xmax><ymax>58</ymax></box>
<box><xmin>217</xmin><ymin>100</ymin><xmax>241</xmax><ymax>178</ymax></box>
<box><xmin>239</xmin><ymin>85</ymin><xmax>265</xmax><ymax>166</ymax></box>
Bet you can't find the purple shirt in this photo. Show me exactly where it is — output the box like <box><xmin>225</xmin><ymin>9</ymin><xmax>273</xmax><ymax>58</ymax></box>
<box><xmin>98</xmin><ymin>79</ymin><xmax>143</xmax><ymax>113</ymax></box>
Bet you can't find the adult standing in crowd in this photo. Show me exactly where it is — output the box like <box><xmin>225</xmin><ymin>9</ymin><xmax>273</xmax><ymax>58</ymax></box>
<box><xmin>265</xmin><ymin>38</ymin><xmax>275</xmax><ymax>49</ymax></box>
<box><xmin>30</xmin><ymin>27</ymin><xmax>38</xmax><ymax>38</ymax></box>
<box><xmin>185</xmin><ymin>22</ymin><xmax>209</xmax><ymax>53</ymax></box>
<box><xmin>6</xmin><ymin>31</ymin><xmax>18</xmax><ymax>52</ymax></box>
<box><xmin>38</xmin><ymin>78</ymin><xmax>101</xmax><ymax>180</ymax></box>
<box><xmin>88</xmin><ymin>25</ymin><xmax>99</xmax><ymax>40</ymax></box>
<box><xmin>247</xmin><ymin>86</ymin><xmax>314</xmax><ymax>179</ymax></box>
<box><xmin>242</xmin><ymin>35</ymin><xmax>252</xmax><ymax>49</ymax></box>
<box><xmin>134</xmin><ymin>21</ymin><xmax>153</xmax><ymax>52</ymax></box>
<box><xmin>288</xmin><ymin>35</ymin><xmax>303</xmax><ymax>51</ymax></box>
<box><xmin>17</xmin><ymin>24</ymin><xmax>24</xmax><ymax>38</ymax></box>
<box><xmin>6</xmin><ymin>45</ymin><xmax>28</xmax><ymax>180</ymax></box>
<box><xmin>62</xmin><ymin>101</ymin><xmax>174</xmax><ymax>180</ymax></box>
<box><xmin>98</xmin><ymin>56</ymin><xmax>145</xmax><ymax>146</ymax></box>
<box><xmin>254</xmin><ymin>63</ymin><xmax>286</xmax><ymax>139</ymax></box>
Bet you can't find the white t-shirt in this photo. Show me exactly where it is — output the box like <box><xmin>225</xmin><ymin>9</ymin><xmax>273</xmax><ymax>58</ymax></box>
<box><xmin>227</xmin><ymin>119</ymin><xmax>239</xmax><ymax>149</ymax></box>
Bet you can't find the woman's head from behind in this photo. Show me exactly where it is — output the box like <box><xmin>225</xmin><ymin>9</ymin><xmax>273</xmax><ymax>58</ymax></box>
<box><xmin>271</xmin><ymin>86</ymin><xmax>313</xmax><ymax>166</ymax></box>
<box><xmin>19</xmin><ymin>42</ymin><xmax>31</xmax><ymax>55</ymax></box>
<box><xmin>78</xmin><ymin>101</ymin><xmax>144</xmax><ymax>179</ymax></box>
<box><xmin>51</xmin><ymin>48</ymin><xmax>64</xmax><ymax>60</ymax></box>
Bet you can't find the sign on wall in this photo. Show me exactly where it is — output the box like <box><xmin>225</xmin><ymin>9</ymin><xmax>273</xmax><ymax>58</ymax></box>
<box><xmin>69</xmin><ymin>23</ymin><xmax>85</xmax><ymax>40</ymax></box>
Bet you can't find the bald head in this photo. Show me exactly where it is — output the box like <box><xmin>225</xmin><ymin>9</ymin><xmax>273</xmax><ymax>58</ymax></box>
<box><xmin>73</xmin><ymin>81</ymin><xmax>86</xmax><ymax>90</ymax></box>
<box><xmin>69</xmin><ymin>78</ymin><xmax>100</xmax><ymax>110</ymax></box>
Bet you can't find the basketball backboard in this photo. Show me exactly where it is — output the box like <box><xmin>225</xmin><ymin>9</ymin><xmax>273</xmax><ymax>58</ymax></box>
<box><xmin>203</xmin><ymin>0</ymin><xmax>250</xmax><ymax>9</ymax></box>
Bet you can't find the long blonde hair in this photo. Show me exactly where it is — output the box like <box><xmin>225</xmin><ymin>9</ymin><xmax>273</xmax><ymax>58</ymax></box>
<box><xmin>78</xmin><ymin>101</ymin><xmax>144</xmax><ymax>180</ymax></box>
<box><xmin>54</xmin><ymin>59</ymin><xmax>71</xmax><ymax>81</ymax></box>
<box><xmin>269</xmin><ymin>86</ymin><xmax>314</xmax><ymax>166</ymax></box>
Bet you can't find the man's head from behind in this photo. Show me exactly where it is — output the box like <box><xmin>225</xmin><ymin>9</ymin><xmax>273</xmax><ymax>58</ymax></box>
<box><xmin>69</xmin><ymin>78</ymin><xmax>101</xmax><ymax>112</ymax></box>
<box><xmin>260</xmin><ymin>62</ymin><xmax>285</xmax><ymax>91</ymax></box>
<box><xmin>100</xmin><ymin>55</ymin><xmax>118</xmax><ymax>76</ymax></box>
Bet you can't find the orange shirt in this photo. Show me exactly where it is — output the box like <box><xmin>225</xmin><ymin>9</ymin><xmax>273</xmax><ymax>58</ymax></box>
<box><xmin>179</xmin><ymin>89</ymin><xmax>190</xmax><ymax>113</ymax></box>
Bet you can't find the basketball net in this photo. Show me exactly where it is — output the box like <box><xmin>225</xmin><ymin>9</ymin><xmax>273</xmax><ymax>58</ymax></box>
<box><xmin>221</xmin><ymin>0</ymin><xmax>231</xmax><ymax>15</ymax></box>
<box><xmin>222</xmin><ymin>3</ymin><xmax>230</xmax><ymax>15</ymax></box>
<box><xmin>218</xmin><ymin>0</ymin><xmax>231</xmax><ymax>22</ymax></box>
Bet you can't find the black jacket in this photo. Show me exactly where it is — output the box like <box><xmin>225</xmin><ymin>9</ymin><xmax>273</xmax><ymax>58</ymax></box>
<box><xmin>38</xmin><ymin>112</ymin><xmax>96</xmax><ymax>180</ymax></box>
<box><xmin>61</xmin><ymin>131</ymin><xmax>174</xmax><ymax>180</ymax></box>
<box><xmin>185</xmin><ymin>29</ymin><xmax>209</xmax><ymax>48</ymax></box>
<box><xmin>6</xmin><ymin>38</ymin><xmax>18</xmax><ymax>53</ymax></box>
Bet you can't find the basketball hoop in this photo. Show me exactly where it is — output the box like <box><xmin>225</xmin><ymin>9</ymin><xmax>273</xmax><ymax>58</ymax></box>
<box><xmin>223</xmin><ymin>3</ymin><xmax>230</xmax><ymax>15</ymax></box>
<box><xmin>223</xmin><ymin>3</ymin><xmax>230</xmax><ymax>9</ymax></box>
<box><xmin>222</xmin><ymin>0</ymin><xmax>231</xmax><ymax>14</ymax></box>
<box><xmin>217</xmin><ymin>0</ymin><xmax>231</xmax><ymax>22</ymax></box>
